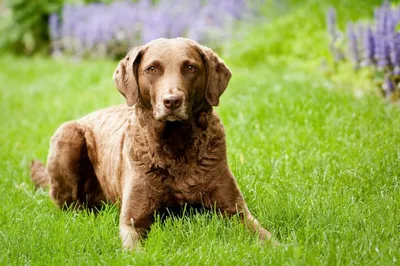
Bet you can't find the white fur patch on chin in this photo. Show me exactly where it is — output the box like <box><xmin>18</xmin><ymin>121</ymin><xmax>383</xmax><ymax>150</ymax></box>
<box><xmin>156</xmin><ymin>113</ymin><xmax>188</xmax><ymax>122</ymax></box>
<box><xmin>164</xmin><ymin>115</ymin><xmax>181</xmax><ymax>122</ymax></box>
<box><xmin>154</xmin><ymin>107</ymin><xmax>188</xmax><ymax>122</ymax></box>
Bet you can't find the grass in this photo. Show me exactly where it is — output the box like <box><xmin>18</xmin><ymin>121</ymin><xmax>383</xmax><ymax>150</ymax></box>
<box><xmin>1</xmin><ymin>0</ymin><xmax>400</xmax><ymax>265</ymax></box>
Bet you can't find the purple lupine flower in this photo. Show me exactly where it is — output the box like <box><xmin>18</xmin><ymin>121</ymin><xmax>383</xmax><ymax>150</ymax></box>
<box><xmin>142</xmin><ymin>4</ymin><xmax>169</xmax><ymax>43</ymax></box>
<box><xmin>375</xmin><ymin>6</ymin><xmax>391</xmax><ymax>70</ymax></box>
<box><xmin>390</xmin><ymin>33</ymin><xmax>400</xmax><ymax>75</ymax></box>
<box><xmin>326</xmin><ymin>7</ymin><xmax>345</xmax><ymax>62</ymax></box>
<box><xmin>202</xmin><ymin>0</ymin><xmax>226</xmax><ymax>28</ymax></box>
<box><xmin>375</xmin><ymin>33</ymin><xmax>391</xmax><ymax>69</ymax></box>
<box><xmin>326</xmin><ymin>7</ymin><xmax>337</xmax><ymax>39</ymax></box>
<box><xmin>49</xmin><ymin>14</ymin><xmax>60</xmax><ymax>41</ymax></box>
<box><xmin>347</xmin><ymin>23</ymin><xmax>360</xmax><ymax>68</ymax></box>
<box><xmin>187</xmin><ymin>18</ymin><xmax>207</xmax><ymax>42</ymax></box>
<box><xmin>51</xmin><ymin>0</ymin><xmax>255</xmax><ymax>58</ymax></box>
<box><xmin>363</xmin><ymin>27</ymin><xmax>375</xmax><ymax>66</ymax></box>
<box><xmin>356</xmin><ymin>23</ymin><xmax>364</xmax><ymax>42</ymax></box>
<box><xmin>329</xmin><ymin>1</ymin><xmax>400</xmax><ymax>99</ymax></box>
<box><xmin>233</xmin><ymin>0</ymin><xmax>248</xmax><ymax>19</ymax></box>
<box><xmin>383</xmin><ymin>72</ymin><xmax>395</xmax><ymax>97</ymax></box>
<box><xmin>395</xmin><ymin>6</ymin><xmax>400</xmax><ymax>23</ymax></box>
<box><xmin>62</xmin><ymin>4</ymin><xmax>79</xmax><ymax>38</ymax></box>
<box><xmin>385</xmin><ymin>9</ymin><xmax>398</xmax><ymax>36</ymax></box>
<box><xmin>375</xmin><ymin>8</ymin><xmax>383</xmax><ymax>33</ymax></box>
<box><xmin>374</xmin><ymin>7</ymin><xmax>381</xmax><ymax>22</ymax></box>
<box><xmin>376</xmin><ymin>3</ymin><xmax>398</xmax><ymax>39</ymax></box>
<box><xmin>137</xmin><ymin>0</ymin><xmax>151</xmax><ymax>11</ymax></box>
<box><xmin>49</xmin><ymin>14</ymin><xmax>62</xmax><ymax>56</ymax></box>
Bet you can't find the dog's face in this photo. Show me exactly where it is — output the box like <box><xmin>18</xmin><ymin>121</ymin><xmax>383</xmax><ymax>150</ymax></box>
<box><xmin>113</xmin><ymin>38</ymin><xmax>231</xmax><ymax>122</ymax></box>
<box><xmin>138</xmin><ymin>39</ymin><xmax>207</xmax><ymax>121</ymax></box>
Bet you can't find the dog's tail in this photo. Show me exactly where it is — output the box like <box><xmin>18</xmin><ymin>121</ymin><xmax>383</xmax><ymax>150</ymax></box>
<box><xmin>29</xmin><ymin>160</ymin><xmax>50</xmax><ymax>189</ymax></box>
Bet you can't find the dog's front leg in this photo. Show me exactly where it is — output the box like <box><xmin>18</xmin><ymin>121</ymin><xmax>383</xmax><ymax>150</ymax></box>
<box><xmin>208</xmin><ymin>169</ymin><xmax>274</xmax><ymax>244</ymax></box>
<box><xmin>119</xmin><ymin>177</ymin><xmax>160</xmax><ymax>251</ymax></box>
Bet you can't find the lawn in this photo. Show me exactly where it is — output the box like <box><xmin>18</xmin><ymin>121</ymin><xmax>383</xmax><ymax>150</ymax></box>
<box><xmin>1</xmin><ymin>1</ymin><xmax>400</xmax><ymax>265</ymax></box>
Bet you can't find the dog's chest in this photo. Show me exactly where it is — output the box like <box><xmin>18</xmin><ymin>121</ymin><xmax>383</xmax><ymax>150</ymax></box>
<box><xmin>148</xmin><ymin>159</ymin><xmax>211</xmax><ymax>205</ymax></box>
<box><xmin>130</xmin><ymin>120</ymin><xmax>225</xmax><ymax>205</ymax></box>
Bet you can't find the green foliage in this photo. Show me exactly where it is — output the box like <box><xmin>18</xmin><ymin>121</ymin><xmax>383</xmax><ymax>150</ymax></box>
<box><xmin>0</xmin><ymin>0</ymin><xmax>62</xmax><ymax>54</ymax></box>
<box><xmin>224</xmin><ymin>0</ymin><xmax>386</xmax><ymax>68</ymax></box>
<box><xmin>0</xmin><ymin>0</ymin><xmax>117</xmax><ymax>55</ymax></box>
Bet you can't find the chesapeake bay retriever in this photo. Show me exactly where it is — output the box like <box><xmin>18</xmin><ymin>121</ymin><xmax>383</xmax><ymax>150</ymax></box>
<box><xmin>30</xmin><ymin>38</ymin><xmax>274</xmax><ymax>250</ymax></box>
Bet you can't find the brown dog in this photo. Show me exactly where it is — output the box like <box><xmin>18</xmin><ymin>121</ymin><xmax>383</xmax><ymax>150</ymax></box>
<box><xmin>30</xmin><ymin>38</ymin><xmax>274</xmax><ymax>250</ymax></box>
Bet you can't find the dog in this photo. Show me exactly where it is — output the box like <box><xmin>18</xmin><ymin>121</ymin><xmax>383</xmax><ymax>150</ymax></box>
<box><xmin>30</xmin><ymin>38</ymin><xmax>274</xmax><ymax>250</ymax></box>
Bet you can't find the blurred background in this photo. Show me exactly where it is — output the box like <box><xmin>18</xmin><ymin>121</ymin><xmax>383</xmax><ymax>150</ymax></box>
<box><xmin>1</xmin><ymin>0</ymin><xmax>399</xmax><ymax>99</ymax></box>
<box><xmin>0</xmin><ymin>0</ymin><xmax>260</xmax><ymax>57</ymax></box>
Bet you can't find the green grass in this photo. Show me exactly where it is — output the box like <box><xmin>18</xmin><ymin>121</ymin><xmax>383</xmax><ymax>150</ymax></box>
<box><xmin>1</xmin><ymin>1</ymin><xmax>400</xmax><ymax>265</ymax></box>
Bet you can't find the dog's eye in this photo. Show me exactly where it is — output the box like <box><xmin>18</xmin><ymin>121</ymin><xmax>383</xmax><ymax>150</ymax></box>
<box><xmin>187</xmin><ymin>65</ymin><xmax>198</xmax><ymax>73</ymax></box>
<box><xmin>146</xmin><ymin>66</ymin><xmax>156</xmax><ymax>73</ymax></box>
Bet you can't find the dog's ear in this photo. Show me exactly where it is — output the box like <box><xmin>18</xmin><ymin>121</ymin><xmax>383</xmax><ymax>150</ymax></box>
<box><xmin>200</xmin><ymin>46</ymin><xmax>232</xmax><ymax>106</ymax></box>
<box><xmin>113</xmin><ymin>46</ymin><xmax>144</xmax><ymax>106</ymax></box>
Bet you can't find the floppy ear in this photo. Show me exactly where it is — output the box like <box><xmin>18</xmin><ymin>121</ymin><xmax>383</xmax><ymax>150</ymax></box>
<box><xmin>201</xmin><ymin>46</ymin><xmax>232</xmax><ymax>106</ymax></box>
<box><xmin>113</xmin><ymin>46</ymin><xmax>144</xmax><ymax>106</ymax></box>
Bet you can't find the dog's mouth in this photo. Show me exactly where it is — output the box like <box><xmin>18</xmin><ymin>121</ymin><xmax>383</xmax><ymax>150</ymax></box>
<box><xmin>162</xmin><ymin>115</ymin><xmax>183</xmax><ymax>122</ymax></box>
<box><xmin>159</xmin><ymin>113</ymin><xmax>187</xmax><ymax>122</ymax></box>
<box><xmin>154</xmin><ymin>107</ymin><xmax>189</xmax><ymax>122</ymax></box>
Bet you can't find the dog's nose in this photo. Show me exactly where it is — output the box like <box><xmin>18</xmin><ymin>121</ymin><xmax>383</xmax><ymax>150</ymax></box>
<box><xmin>163</xmin><ymin>95</ymin><xmax>182</xmax><ymax>110</ymax></box>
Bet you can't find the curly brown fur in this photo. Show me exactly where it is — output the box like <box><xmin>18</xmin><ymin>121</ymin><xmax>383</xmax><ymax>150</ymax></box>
<box><xmin>29</xmin><ymin>160</ymin><xmax>49</xmax><ymax>189</ymax></box>
<box><xmin>30</xmin><ymin>38</ymin><xmax>275</xmax><ymax>250</ymax></box>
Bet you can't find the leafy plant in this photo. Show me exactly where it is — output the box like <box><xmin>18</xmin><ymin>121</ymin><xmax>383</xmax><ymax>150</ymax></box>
<box><xmin>0</xmin><ymin>0</ymin><xmax>62</xmax><ymax>54</ymax></box>
<box><xmin>0</xmin><ymin>0</ymin><xmax>141</xmax><ymax>55</ymax></box>
<box><xmin>327</xmin><ymin>2</ymin><xmax>400</xmax><ymax>100</ymax></box>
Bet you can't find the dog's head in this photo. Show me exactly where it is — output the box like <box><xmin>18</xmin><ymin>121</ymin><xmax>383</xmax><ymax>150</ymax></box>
<box><xmin>113</xmin><ymin>38</ymin><xmax>231</xmax><ymax>122</ymax></box>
